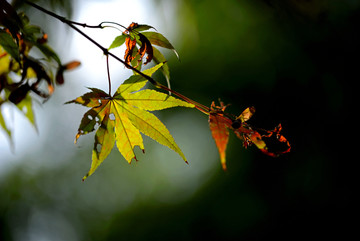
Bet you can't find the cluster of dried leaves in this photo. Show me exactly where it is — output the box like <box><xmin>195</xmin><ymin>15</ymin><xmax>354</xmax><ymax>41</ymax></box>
<box><xmin>1</xmin><ymin>1</ymin><xmax>291</xmax><ymax>180</ymax></box>
<box><xmin>209</xmin><ymin>101</ymin><xmax>290</xmax><ymax>170</ymax></box>
<box><xmin>109</xmin><ymin>22</ymin><xmax>179</xmax><ymax>88</ymax></box>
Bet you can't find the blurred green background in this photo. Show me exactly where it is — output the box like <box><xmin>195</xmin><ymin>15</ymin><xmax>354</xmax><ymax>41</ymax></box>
<box><xmin>1</xmin><ymin>0</ymin><xmax>357</xmax><ymax>240</ymax></box>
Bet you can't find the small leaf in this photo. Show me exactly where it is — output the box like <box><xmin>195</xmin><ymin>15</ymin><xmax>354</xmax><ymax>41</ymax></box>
<box><xmin>124</xmin><ymin>36</ymin><xmax>137</xmax><ymax>66</ymax></box>
<box><xmin>137</xmin><ymin>33</ymin><xmax>153</xmax><ymax>65</ymax></box>
<box><xmin>109</xmin><ymin>34</ymin><xmax>126</xmax><ymax>50</ymax></box>
<box><xmin>134</xmin><ymin>24</ymin><xmax>156</xmax><ymax>32</ymax></box>
<box><xmin>152</xmin><ymin>46</ymin><xmax>171</xmax><ymax>89</ymax></box>
<box><xmin>141</xmin><ymin>31</ymin><xmax>179</xmax><ymax>60</ymax></box>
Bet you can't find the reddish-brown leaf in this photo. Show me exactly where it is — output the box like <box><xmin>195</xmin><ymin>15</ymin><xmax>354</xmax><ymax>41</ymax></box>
<box><xmin>124</xmin><ymin>36</ymin><xmax>137</xmax><ymax>66</ymax></box>
<box><xmin>123</xmin><ymin>23</ymin><xmax>154</xmax><ymax>68</ymax></box>
<box><xmin>208</xmin><ymin>101</ymin><xmax>291</xmax><ymax>170</ymax></box>
<box><xmin>138</xmin><ymin>33</ymin><xmax>153</xmax><ymax>65</ymax></box>
<box><xmin>208</xmin><ymin>101</ymin><xmax>232</xmax><ymax>170</ymax></box>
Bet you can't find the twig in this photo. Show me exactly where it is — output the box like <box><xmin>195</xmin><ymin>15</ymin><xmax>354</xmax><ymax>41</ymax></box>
<box><xmin>25</xmin><ymin>0</ymin><xmax>211</xmax><ymax>114</ymax></box>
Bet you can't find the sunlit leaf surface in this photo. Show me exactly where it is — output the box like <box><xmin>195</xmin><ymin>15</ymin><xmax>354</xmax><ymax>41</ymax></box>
<box><xmin>67</xmin><ymin>64</ymin><xmax>194</xmax><ymax>180</ymax></box>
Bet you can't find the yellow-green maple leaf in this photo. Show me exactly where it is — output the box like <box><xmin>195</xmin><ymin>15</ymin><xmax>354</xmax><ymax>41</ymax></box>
<box><xmin>67</xmin><ymin>64</ymin><xmax>194</xmax><ymax>180</ymax></box>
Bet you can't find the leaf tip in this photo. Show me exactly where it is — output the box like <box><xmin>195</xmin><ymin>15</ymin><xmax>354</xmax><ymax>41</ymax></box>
<box><xmin>174</xmin><ymin>50</ymin><xmax>180</xmax><ymax>61</ymax></box>
<box><xmin>82</xmin><ymin>173</ymin><xmax>89</xmax><ymax>182</ymax></box>
<box><xmin>74</xmin><ymin>132</ymin><xmax>81</xmax><ymax>144</ymax></box>
<box><xmin>220</xmin><ymin>153</ymin><xmax>227</xmax><ymax>171</ymax></box>
<box><xmin>221</xmin><ymin>161</ymin><xmax>227</xmax><ymax>171</ymax></box>
<box><xmin>128</xmin><ymin>155</ymin><xmax>139</xmax><ymax>164</ymax></box>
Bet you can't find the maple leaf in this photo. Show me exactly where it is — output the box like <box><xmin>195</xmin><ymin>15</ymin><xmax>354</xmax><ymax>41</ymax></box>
<box><xmin>209</xmin><ymin>101</ymin><xmax>231</xmax><ymax>170</ymax></box>
<box><xmin>67</xmin><ymin>64</ymin><xmax>194</xmax><ymax>180</ymax></box>
<box><xmin>209</xmin><ymin>101</ymin><xmax>290</xmax><ymax>170</ymax></box>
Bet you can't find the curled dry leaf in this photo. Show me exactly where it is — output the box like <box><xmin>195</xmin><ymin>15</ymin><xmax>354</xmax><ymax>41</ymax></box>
<box><xmin>138</xmin><ymin>33</ymin><xmax>153</xmax><ymax>65</ymax></box>
<box><xmin>124</xmin><ymin>35</ymin><xmax>137</xmax><ymax>66</ymax></box>
<box><xmin>122</xmin><ymin>22</ymin><xmax>154</xmax><ymax>68</ymax></box>
<box><xmin>209</xmin><ymin>101</ymin><xmax>291</xmax><ymax>170</ymax></box>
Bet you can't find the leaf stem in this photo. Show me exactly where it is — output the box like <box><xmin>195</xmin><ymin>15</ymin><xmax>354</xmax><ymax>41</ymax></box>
<box><xmin>100</xmin><ymin>21</ymin><xmax>128</xmax><ymax>31</ymax></box>
<box><xmin>156</xmin><ymin>83</ymin><xmax>210</xmax><ymax>115</ymax></box>
<box><xmin>106</xmin><ymin>55</ymin><xmax>111</xmax><ymax>95</ymax></box>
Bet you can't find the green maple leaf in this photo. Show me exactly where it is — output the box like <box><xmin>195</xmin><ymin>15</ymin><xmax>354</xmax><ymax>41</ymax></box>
<box><xmin>67</xmin><ymin>64</ymin><xmax>194</xmax><ymax>180</ymax></box>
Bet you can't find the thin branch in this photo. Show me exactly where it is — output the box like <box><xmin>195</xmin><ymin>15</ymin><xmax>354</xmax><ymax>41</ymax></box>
<box><xmin>154</xmin><ymin>83</ymin><xmax>210</xmax><ymax>114</ymax></box>
<box><xmin>65</xmin><ymin>21</ymin><xmax>102</xmax><ymax>29</ymax></box>
<box><xmin>25</xmin><ymin>0</ymin><xmax>211</xmax><ymax>114</ymax></box>
<box><xmin>24</xmin><ymin>2</ymin><xmax>152</xmax><ymax>81</ymax></box>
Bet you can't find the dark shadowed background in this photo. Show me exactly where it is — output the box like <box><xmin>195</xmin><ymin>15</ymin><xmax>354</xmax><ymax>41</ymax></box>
<box><xmin>1</xmin><ymin>0</ymin><xmax>357</xmax><ymax>240</ymax></box>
